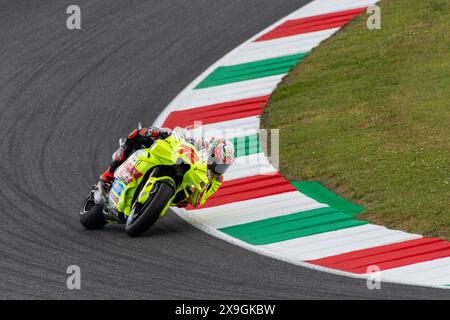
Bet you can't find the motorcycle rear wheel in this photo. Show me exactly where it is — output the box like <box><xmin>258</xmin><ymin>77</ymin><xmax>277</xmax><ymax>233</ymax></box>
<box><xmin>125</xmin><ymin>182</ymin><xmax>174</xmax><ymax>237</ymax></box>
<box><xmin>79</xmin><ymin>197</ymin><xmax>107</xmax><ymax>230</ymax></box>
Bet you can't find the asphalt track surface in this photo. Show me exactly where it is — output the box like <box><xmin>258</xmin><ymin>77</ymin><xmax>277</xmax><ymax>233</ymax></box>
<box><xmin>1</xmin><ymin>0</ymin><xmax>449</xmax><ymax>299</ymax></box>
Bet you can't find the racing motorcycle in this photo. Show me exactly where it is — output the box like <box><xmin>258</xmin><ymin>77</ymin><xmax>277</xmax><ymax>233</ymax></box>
<box><xmin>79</xmin><ymin>133</ymin><xmax>209</xmax><ymax>237</ymax></box>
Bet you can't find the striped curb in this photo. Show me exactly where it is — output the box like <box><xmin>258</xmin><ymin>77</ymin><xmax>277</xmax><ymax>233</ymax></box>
<box><xmin>153</xmin><ymin>0</ymin><xmax>450</xmax><ymax>289</ymax></box>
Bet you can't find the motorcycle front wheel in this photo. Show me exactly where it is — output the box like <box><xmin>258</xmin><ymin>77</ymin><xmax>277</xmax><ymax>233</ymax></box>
<box><xmin>125</xmin><ymin>182</ymin><xmax>174</xmax><ymax>237</ymax></box>
<box><xmin>79</xmin><ymin>196</ymin><xmax>107</xmax><ymax>230</ymax></box>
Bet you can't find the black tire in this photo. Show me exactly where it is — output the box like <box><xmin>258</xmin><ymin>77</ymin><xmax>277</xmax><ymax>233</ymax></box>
<box><xmin>79</xmin><ymin>197</ymin><xmax>107</xmax><ymax>230</ymax></box>
<box><xmin>125</xmin><ymin>182</ymin><xmax>174</xmax><ymax>237</ymax></box>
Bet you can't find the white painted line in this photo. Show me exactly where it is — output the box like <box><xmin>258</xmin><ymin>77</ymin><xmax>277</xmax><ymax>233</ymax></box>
<box><xmin>223</xmin><ymin>28</ymin><xmax>339</xmax><ymax>66</ymax></box>
<box><xmin>154</xmin><ymin>0</ymin><xmax>450</xmax><ymax>290</ymax></box>
<box><xmin>163</xmin><ymin>75</ymin><xmax>284</xmax><ymax>112</ymax></box>
<box><xmin>289</xmin><ymin>0</ymin><xmax>377</xmax><ymax>19</ymax></box>
<box><xmin>223</xmin><ymin>153</ymin><xmax>276</xmax><ymax>181</ymax></box>
<box><xmin>380</xmin><ymin>257</ymin><xmax>450</xmax><ymax>286</ymax></box>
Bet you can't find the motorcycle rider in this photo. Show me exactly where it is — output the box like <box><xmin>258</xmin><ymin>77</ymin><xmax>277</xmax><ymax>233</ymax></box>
<box><xmin>95</xmin><ymin>124</ymin><xmax>235</xmax><ymax>208</ymax></box>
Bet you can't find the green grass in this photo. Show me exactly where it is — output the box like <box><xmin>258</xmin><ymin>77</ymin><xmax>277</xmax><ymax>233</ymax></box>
<box><xmin>261</xmin><ymin>0</ymin><xmax>450</xmax><ymax>240</ymax></box>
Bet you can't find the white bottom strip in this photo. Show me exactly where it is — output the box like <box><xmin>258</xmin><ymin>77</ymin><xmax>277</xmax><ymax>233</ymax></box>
<box><xmin>223</xmin><ymin>29</ymin><xmax>339</xmax><ymax>66</ymax></box>
<box><xmin>290</xmin><ymin>0</ymin><xmax>376</xmax><ymax>19</ymax></box>
<box><xmin>167</xmin><ymin>75</ymin><xmax>284</xmax><ymax>111</ymax></box>
<box><xmin>223</xmin><ymin>153</ymin><xmax>276</xmax><ymax>181</ymax></box>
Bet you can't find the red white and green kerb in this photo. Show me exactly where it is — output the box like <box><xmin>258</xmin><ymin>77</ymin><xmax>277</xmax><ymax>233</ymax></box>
<box><xmin>154</xmin><ymin>0</ymin><xmax>450</xmax><ymax>289</ymax></box>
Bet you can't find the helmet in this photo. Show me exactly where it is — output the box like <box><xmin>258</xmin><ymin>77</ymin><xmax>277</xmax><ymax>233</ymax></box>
<box><xmin>207</xmin><ymin>138</ymin><xmax>235</xmax><ymax>175</ymax></box>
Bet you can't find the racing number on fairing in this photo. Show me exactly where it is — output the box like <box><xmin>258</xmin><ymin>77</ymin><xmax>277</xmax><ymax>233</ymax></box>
<box><xmin>178</xmin><ymin>144</ymin><xmax>199</xmax><ymax>163</ymax></box>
